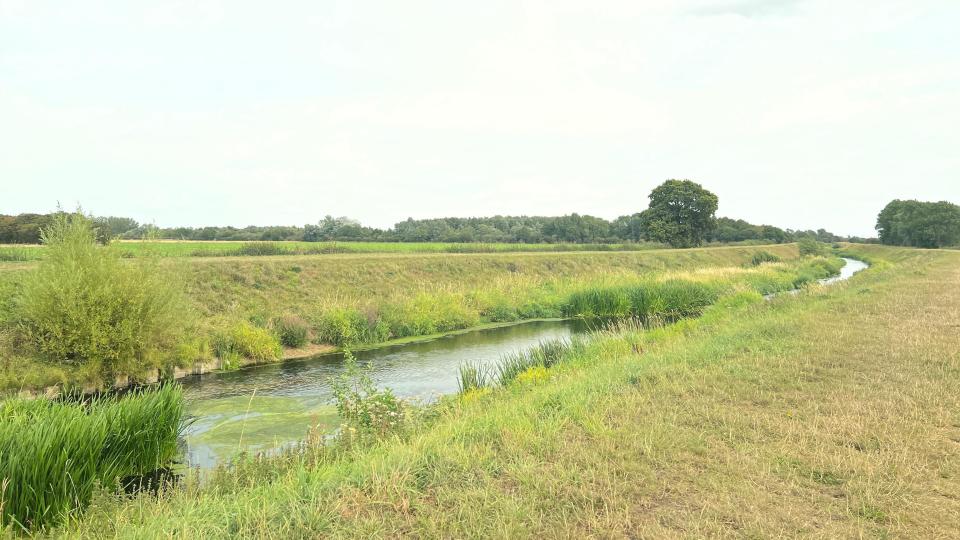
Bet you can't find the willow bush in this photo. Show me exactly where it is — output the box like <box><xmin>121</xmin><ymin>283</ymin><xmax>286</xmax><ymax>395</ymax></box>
<box><xmin>13</xmin><ymin>211</ymin><xmax>190</xmax><ymax>379</ymax></box>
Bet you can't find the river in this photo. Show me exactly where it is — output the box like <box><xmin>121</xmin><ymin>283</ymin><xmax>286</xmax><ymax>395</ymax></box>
<box><xmin>180</xmin><ymin>257</ymin><xmax>867</xmax><ymax>468</ymax></box>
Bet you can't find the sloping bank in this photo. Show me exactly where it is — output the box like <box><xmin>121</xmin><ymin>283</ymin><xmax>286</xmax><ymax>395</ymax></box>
<box><xmin>44</xmin><ymin>247</ymin><xmax>960</xmax><ymax>538</ymax></box>
<box><xmin>3</xmin><ymin>244</ymin><xmax>807</xmax><ymax>395</ymax></box>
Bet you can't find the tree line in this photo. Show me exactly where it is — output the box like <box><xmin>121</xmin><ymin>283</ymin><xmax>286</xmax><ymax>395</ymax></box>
<box><xmin>1</xmin><ymin>211</ymin><xmax>852</xmax><ymax>246</ymax></box>
<box><xmin>876</xmin><ymin>199</ymin><xmax>960</xmax><ymax>248</ymax></box>
<box><xmin>3</xmin><ymin>180</ymin><xmax>876</xmax><ymax>246</ymax></box>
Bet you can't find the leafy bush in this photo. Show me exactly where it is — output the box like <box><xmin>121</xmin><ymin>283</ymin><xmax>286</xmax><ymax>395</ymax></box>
<box><xmin>13</xmin><ymin>211</ymin><xmax>189</xmax><ymax>377</ymax></box>
<box><xmin>213</xmin><ymin>322</ymin><xmax>282</xmax><ymax>362</ymax></box>
<box><xmin>750</xmin><ymin>251</ymin><xmax>781</xmax><ymax>265</ymax></box>
<box><xmin>0</xmin><ymin>385</ymin><xmax>185</xmax><ymax>531</ymax></box>
<box><xmin>273</xmin><ymin>314</ymin><xmax>309</xmax><ymax>348</ymax></box>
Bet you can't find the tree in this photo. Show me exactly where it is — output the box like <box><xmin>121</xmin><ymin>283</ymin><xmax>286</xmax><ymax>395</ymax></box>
<box><xmin>876</xmin><ymin>199</ymin><xmax>960</xmax><ymax>248</ymax></box>
<box><xmin>638</xmin><ymin>180</ymin><xmax>719</xmax><ymax>247</ymax></box>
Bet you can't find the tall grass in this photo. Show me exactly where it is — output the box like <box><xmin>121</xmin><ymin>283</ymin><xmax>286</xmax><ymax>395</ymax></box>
<box><xmin>0</xmin><ymin>385</ymin><xmax>185</xmax><ymax>532</ymax></box>
<box><xmin>563</xmin><ymin>280</ymin><xmax>723</xmax><ymax>321</ymax></box>
<box><xmin>495</xmin><ymin>337</ymin><xmax>584</xmax><ymax>386</ymax></box>
<box><xmin>457</xmin><ymin>362</ymin><xmax>491</xmax><ymax>393</ymax></box>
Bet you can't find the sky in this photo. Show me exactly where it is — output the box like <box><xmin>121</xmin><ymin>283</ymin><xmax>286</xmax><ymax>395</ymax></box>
<box><xmin>2</xmin><ymin>0</ymin><xmax>958</xmax><ymax>237</ymax></box>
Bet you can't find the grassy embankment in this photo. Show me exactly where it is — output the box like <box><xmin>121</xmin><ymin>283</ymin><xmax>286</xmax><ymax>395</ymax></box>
<box><xmin>1</xmin><ymin>244</ymin><xmax>808</xmax><ymax>392</ymax></box>
<box><xmin>41</xmin><ymin>245</ymin><xmax>960</xmax><ymax>538</ymax></box>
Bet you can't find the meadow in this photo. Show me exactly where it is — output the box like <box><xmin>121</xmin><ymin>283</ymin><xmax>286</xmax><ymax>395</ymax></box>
<box><xmin>27</xmin><ymin>244</ymin><xmax>957</xmax><ymax>538</ymax></box>
<box><xmin>0</xmin><ymin>240</ymin><xmax>663</xmax><ymax>262</ymax></box>
<box><xmin>0</xmin><ymin>243</ymin><xmax>810</xmax><ymax>393</ymax></box>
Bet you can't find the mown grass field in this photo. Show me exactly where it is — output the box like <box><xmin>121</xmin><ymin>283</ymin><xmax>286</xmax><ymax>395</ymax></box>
<box><xmin>0</xmin><ymin>244</ymin><xmax>804</xmax><ymax>392</ymax></box>
<box><xmin>38</xmin><ymin>244</ymin><xmax>960</xmax><ymax>538</ymax></box>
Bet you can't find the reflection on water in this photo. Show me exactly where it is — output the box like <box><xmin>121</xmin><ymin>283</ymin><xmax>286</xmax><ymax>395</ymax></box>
<box><xmin>181</xmin><ymin>319</ymin><xmax>591</xmax><ymax>467</ymax></box>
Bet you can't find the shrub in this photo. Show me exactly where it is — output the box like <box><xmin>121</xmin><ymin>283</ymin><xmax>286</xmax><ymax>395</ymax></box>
<box><xmin>233</xmin><ymin>242</ymin><xmax>288</xmax><ymax>257</ymax></box>
<box><xmin>0</xmin><ymin>385</ymin><xmax>185</xmax><ymax>531</ymax></box>
<box><xmin>750</xmin><ymin>251</ymin><xmax>781</xmax><ymax>265</ymax></box>
<box><xmin>13</xmin><ymin>211</ymin><xmax>189</xmax><ymax>377</ymax></box>
<box><xmin>797</xmin><ymin>239</ymin><xmax>826</xmax><ymax>257</ymax></box>
<box><xmin>274</xmin><ymin>314</ymin><xmax>309</xmax><ymax>348</ymax></box>
<box><xmin>213</xmin><ymin>322</ymin><xmax>282</xmax><ymax>362</ymax></box>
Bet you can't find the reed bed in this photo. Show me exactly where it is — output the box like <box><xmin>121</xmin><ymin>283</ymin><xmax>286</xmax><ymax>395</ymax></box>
<box><xmin>0</xmin><ymin>385</ymin><xmax>185</xmax><ymax>532</ymax></box>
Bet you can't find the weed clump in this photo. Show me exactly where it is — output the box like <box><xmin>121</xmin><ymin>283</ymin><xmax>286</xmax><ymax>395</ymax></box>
<box><xmin>273</xmin><ymin>314</ymin><xmax>309</xmax><ymax>348</ymax></box>
<box><xmin>213</xmin><ymin>322</ymin><xmax>282</xmax><ymax>363</ymax></box>
<box><xmin>315</xmin><ymin>308</ymin><xmax>389</xmax><ymax>346</ymax></box>
<box><xmin>331</xmin><ymin>352</ymin><xmax>405</xmax><ymax>440</ymax></box>
<box><xmin>750</xmin><ymin>251</ymin><xmax>781</xmax><ymax>265</ymax></box>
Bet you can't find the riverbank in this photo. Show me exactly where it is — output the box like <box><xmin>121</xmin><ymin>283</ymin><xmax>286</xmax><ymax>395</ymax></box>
<box><xmin>1</xmin><ymin>244</ymin><xmax>806</xmax><ymax>394</ymax></box>
<box><xmin>180</xmin><ymin>259</ymin><xmax>859</xmax><ymax>469</ymax></box>
<box><xmin>47</xmin><ymin>245</ymin><xmax>960</xmax><ymax>538</ymax></box>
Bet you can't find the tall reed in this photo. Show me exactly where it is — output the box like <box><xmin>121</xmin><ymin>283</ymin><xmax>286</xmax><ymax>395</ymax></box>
<box><xmin>495</xmin><ymin>338</ymin><xmax>583</xmax><ymax>386</ymax></box>
<box><xmin>0</xmin><ymin>384</ymin><xmax>185</xmax><ymax>532</ymax></box>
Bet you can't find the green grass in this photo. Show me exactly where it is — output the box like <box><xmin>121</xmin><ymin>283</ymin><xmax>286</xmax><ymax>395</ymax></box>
<box><xmin>0</xmin><ymin>385</ymin><xmax>185</xmax><ymax>533</ymax></box>
<box><xmin>0</xmin><ymin>240</ymin><xmax>663</xmax><ymax>261</ymax></box>
<box><xmin>38</xmin><ymin>244</ymin><xmax>959</xmax><ymax>538</ymax></box>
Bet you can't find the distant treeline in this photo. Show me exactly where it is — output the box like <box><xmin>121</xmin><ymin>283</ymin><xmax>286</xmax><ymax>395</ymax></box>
<box><xmin>876</xmin><ymin>200</ymin><xmax>960</xmax><ymax>248</ymax></box>
<box><xmin>0</xmin><ymin>213</ymin><xmax>138</xmax><ymax>244</ymax></box>
<box><xmin>2</xmin><ymin>212</ymin><xmax>866</xmax><ymax>245</ymax></box>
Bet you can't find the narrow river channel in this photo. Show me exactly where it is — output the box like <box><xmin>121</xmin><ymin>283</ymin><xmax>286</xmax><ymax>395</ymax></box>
<box><xmin>180</xmin><ymin>257</ymin><xmax>868</xmax><ymax>468</ymax></box>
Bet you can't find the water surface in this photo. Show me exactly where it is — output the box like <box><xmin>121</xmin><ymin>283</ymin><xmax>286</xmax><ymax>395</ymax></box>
<box><xmin>181</xmin><ymin>319</ymin><xmax>591</xmax><ymax>467</ymax></box>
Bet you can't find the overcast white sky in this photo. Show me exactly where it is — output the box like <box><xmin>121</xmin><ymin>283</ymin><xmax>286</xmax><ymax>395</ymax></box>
<box><xmin>2</xmin><ymin>0</ymin><xmax>958</xmax><ymax>236</ymax></box>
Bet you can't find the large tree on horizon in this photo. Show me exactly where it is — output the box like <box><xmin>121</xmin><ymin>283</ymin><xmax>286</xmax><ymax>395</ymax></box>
<box><xmin>639</xmin><ymin>179</ymin><xmax>719</xmax><ymax>248</ymax></box>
